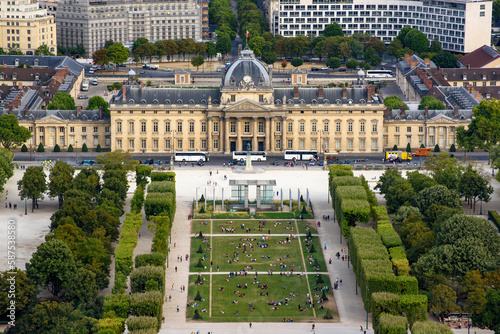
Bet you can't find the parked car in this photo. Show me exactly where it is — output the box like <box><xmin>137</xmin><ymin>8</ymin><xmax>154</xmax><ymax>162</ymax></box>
<box><xmin>317</xmin><ymin>160</ymin><xmax>324</xmax><ymax>166</ymax></box>
<box><xmin>339</xmin><ymin>68</ymin><xmax>347</xmax><ymax>72</ymax></box>
<box><xmin>142</xmin><ymin>159</ymin><xmax>154</xmax><ymax>165</ymax></box>
<box><xmin>78</xmin><ymin>95</ymin><xmax>88</xmax><ymax>99</ymax></box>
<box><xmin>119</xmin><ymin>64</ymin><xmax>127</xmax><ymax>67</ymax></box>
<box><xmin>238</xmin><ymin>160</ymin><xmax>246</xmax><ymax>166</ymax></box>
<box><xmin>320</xmin><ymin>67</ymin><xmax>329</xmax><ymax>70</ymax></box>
<box><xmin>78</xmin><ymin>160</ymin><xmax>95</xmax><ymax>166</ymax></box>
<box><xmin>197</xmin><ymin>159</ymin><xmax>205</xmax><ymax>166</ymax></box>
<box><xmin>228</xmin><ymin>159</ymin><xmax>237</xmax><ymax>166</ymax></box>
<box><xmin>164</xmin><ymin>68</ymin><xmax>172</xmax><ymax>72</ymax></box>
<box><xmin>311</xmin><ymin>67</ymin><xmax>320</xmax><ymax>71</ymax></box>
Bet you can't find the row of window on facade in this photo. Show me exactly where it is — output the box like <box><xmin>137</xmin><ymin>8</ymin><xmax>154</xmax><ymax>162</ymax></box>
<box><xmin>384</xmin><ymin>134</ymin><xmax>455</xmax><ymax>147</ymax></box>
<box><xmin>114</xmin><ymin>120</ymin><xmax>380</xmax><ymax>133</ymax></box>
<box><xmin>29</xmin><ymin>126</ymin><xmax>110</xmax><ymax>133</ymax></box>
<box><xmin>31</xmin><ymin>135</ymin><xmax>110</xmax><ymax>147</ymax></box>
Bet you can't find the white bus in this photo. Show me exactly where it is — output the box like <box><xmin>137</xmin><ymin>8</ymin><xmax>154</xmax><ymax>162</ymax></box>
<box><xmin>232</xmin><ymin>151</ymin><xmax>267</xmax><ymax>161</ymax></box>
<box><xmin>284</xmin><ymin>150</ymin><xmax>318</xmax><ymax>161</ymax></box>
<box><xmin>174</xmin><ymin>151</ymin><xmax>209</xmax><ymax>162</ymax></box>
<box><xmin>366</xmin><ymin>70</ymin><xmax>394</xmax><ymax>78</ymax></box>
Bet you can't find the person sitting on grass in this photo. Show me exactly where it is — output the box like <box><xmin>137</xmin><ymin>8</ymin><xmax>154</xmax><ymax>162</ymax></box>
<box><xmin>234</xmin><ymin>311</ymin><xmax>239</xmax><ymax>315</ymax></box>
<box><xmin>219</xmin><ymin>287</ymin><xmax>224</xmax><ymax>291</ymax></box>
<box><xmin>233</xmin><ymin>300</ymin><xmax>238</xmax><ymax>304</ymax></box>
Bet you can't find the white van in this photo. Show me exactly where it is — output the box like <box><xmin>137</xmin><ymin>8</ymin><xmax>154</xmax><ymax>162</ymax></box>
<box><xmin>92</xmin><ymin>78</ymin><xmax>98</xmax><ymax>85</ymax></box>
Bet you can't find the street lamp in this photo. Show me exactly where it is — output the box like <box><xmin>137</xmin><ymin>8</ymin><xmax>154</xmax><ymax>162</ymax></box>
<box><xmin>76</xmin><ymin>140</ymin><xmax>78</xmax><ymax>163</ymax></box>
<box><xmin>24</xmin><ymin>192</ymin><xmax>27</xmax><ymax>215</ymax></box>
<box><xmin>366</xmin><ymin>286</ymin><xmax>370</xmax><ymax>330</ymax></box>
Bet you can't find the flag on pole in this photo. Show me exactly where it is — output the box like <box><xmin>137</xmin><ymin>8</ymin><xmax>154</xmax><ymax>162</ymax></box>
<box><xmin>246</xmin><ymin>30</ymin><xmax>250</xmax><ymax>38</ymax></box>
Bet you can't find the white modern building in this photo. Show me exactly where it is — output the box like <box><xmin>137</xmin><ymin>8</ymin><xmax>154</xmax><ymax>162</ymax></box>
<box><xmin>267</xmin><ymin>0</ymin><xmax>492</xmax><ymax>53</ymax></box>
<box><xmin>56</xmin><ymin>0</ymin><xmax>202</xmax><ymax>57</ymax></box>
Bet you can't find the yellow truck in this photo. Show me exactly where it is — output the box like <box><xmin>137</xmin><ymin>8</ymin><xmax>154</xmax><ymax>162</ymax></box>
<box><xmin>385</xmin><ymin>151</ymin><xmax>412</xmax><ymax>162</ymax></box>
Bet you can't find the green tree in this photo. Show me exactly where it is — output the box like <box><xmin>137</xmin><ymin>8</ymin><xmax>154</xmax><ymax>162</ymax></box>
<box><xmin>430</xmin><ymin>284</ymin><xmax>460</xmax><ymax>314</ymax></box>
<box><xmin>418</xmin><ymin>96</ymin><xmax>445</xmax><ymax>110</ymax></box>
<box><xmin>106</xmin><ymin>43</ymin><xmax>129</xmax><ymax>67</ymax></box>
<box><xmin>72</xmin><ymin>167</ymin><xmax>101</xmax><ymax>198</ymax></box>
<box><xmin>81</xmin><ymin>143</ymin><xmax>88</xmax><ymax>152</ymax></box>
<box><xmin>359</xmin><ymin>61</ymin><xmax>371</xmax><ymax>70</ymax></box>
<box><xmin>366</xmin><ymin>37</ymin><xmax>387</xmax><ymax>56</ymax></box>
<box><xmin>406</xmin><ymin>171</ymin><xmax>437</xmax><ymax>193</ymax></box>
<box><xmin>472</xmin><ymin>289</ymin><xmax>500</xmax><ymax>334</ymax></box>
<box><xmin>375</xmin><ymin>169</ymin><xmax>403</xmax><ymax>196</ymax></box>
<box><xmin>429</xmin><ymin>38</ymin><xmax>442</xmax><ymax>53</ymax></box>
<box><xmin>249</xmin><ymin>36</ymin><xmax>266</xmax><ymax>56</ymax></box>
<box><xmin>347</xmin><ymin>39</ymin><xmax>364</xmax><ymax>59</ymax></box>
<box><xmin>385</xmin><ymin>178</ymin><xmax>415</xmax><ymax>213</ymax></box>
<box><xmin>37</xmin><ymin>142</ymin><xmax>44</xmax><ymax>152</ymax></box>
<box><xmin>388</xmin><ymin>38</ymin><xmax>404</xmax><ymax>59</ymax></box>
<box><xmin>34</xmin><ymin>44</ymin><xmax>54</xmax><ymax>56</ymax></box>
<box><xmin>460</xmin><ymin>270</ymin><xmax>488</xmax><ymax>315</ymax></box>
<box><xmin>53</xmin><ymin>144</ymin><xmax>60</xmax><ymax>153</ymax></box>
<box><xmin>92</xmin><ymin>48</ymin><xmax>109</xmax><ymax>66</ymax></box>
<box><xmin>191</xmin><ymin>55</ymin><xmax>205</xmax><ymax>71</ymax></box>
<box><xmin>411</xmin><ymin>185</ymin><xmax>462</xmax><ymax>216</ymax></box>
<box><xmin>65</xmin><ymin>268</ymin><xmax>98</xmax><ymax>311</ymax></box>
<box><xmin>47</xmin><ymin>92</ymin><xmax>75</xmax><ymax>110</ymax></box>
<box><xmin>456</xmin><ymin>99</ymin><xmax>500</xmax><ymax>164</ymax></box>
<box><xmin>425</xmin><ymin>152</ymin><xmax>463</xmax><ymax>190</ymax></box>
<box><xmin>18</xmin><ymin>166</ymin><xmax>47</xmax><ymax>212</ymax></box>
<box><xmin>262</xmin><ymin>52</ymin><xmax>277</xmax><ymax>65</ymax></box>
<box><xmin>363</xmin><ymin>47</ymin><xmax>382</xmax><ymax>66</ymax></box>
<box><xmin>432</xmin><ymin>52</ymin><xmax>457</xmax><ymax>68</ymax></box>
<box><xmin>0</xmin><ymin>114</ymin><xmax>32</xmax><ymax>149</ymax></box>
<box><xmin>49</xmin><ymin>161</ymin><xmax>74</xmax><ymax>208</ymax></box>
<box><xmin>458</xmin><ymin>165</ymin><xmax>493</xmax><ymax>211</ymax></box>
<box><xmin>74</xmin><ymin>238</ymin><xmax>111</xmax><ymax>289</ymax></box>
<box><xmin>291</xmin><ymin>58</ymin><xmax>304</xmax><ymax>67</ymax></box>
<box><xmin>216</xmin><ymin>33</ymin><xmax>232</xmax><ymax>56</ymax></box>
<box><xmin>87</xmin><ymin>96</ymin><xmax>110</xmax><ymax>114</ymax></box>
<box><xmin>96</xmin><ymin>150</ymin><xmax>138</xmax><ymax>171</ymax></box>
<box><xmin>104</xmin><ymin>40</ymin><xmax>114</xmax><ymax>49</ymax></box>
<box><xmin>0</xmin><ymin>269</ymin><xmax>36</xmax><ymax>319</ymax></box>
<box><xmin>396</xmin><ymin>26</ymin><xmax>413</xmax><ymax>47</ymax></box>
<box><xmin>406</xmin><ymin>142</ymin><xmax>411</xmax><ymax>153</ymax></box>
<box><xmin>399</xmin><ymin>213</ymin><xmax>435</xmax><ymax>263</ymax></box>
<box><xmin>323</xmin><ymin>23</ymin><xmax>344</xmax><ymax>37</ymax></box>
<box><xmin>384</xmin><ymin>95</ymin><xmax>409</xmax><ymax>110</ymax></box>
<box><xmin>132</xmin><ymin>37</ymin><xmax>149</xmax><ymax>54</ymax></box>
<box><xmin>205</xmin><ymin>41</ymin><xmax>217</xmax><ymax>60</ymax></box>
<box><xmin>338</xmin><ymin>41</ymin><xmax>351</xmax><ymax>61</ymax></box>
<box><xmin>26</xmin><ymin>239</ymin><xmax>76</xmax><ymax>295</ymax></box>
<box><xmin>404</xmin><ymin>29</ymin><xmax>429</xmax><ymax>54</ymax></box>
<box><xmin>345</xmin><ymin>59</ymin><xmax>358</xmax><ymax>71</ymax></box>
<box><xmin>326</xmin><ymin>57</ymin><xmax>341</xmax><ymax>70</ymax></box>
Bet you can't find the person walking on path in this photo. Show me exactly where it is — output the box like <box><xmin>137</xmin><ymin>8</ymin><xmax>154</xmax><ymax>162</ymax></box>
<box><xmin>324</xmin><ymin>243</ymin><xmax>327</xmax><ymax>249</ymax></box>
<box><xmin>249</xmin><ymin>322</ymin><xmax>252</xmax><ymax>328</ymax></box>
<box><xmin>311</xmin><ymin>324</ymin><xmax>315</xmax><ymax>333</ymax></box>
<box><xmin>175</xmin><ymin>266</ymin><xmax>177</xmax><ymax>272</ymax></box>
<box><xmin>360</xmin><ymin>326</ymin><xmax>363</xmax><ymax>332</ymax></box>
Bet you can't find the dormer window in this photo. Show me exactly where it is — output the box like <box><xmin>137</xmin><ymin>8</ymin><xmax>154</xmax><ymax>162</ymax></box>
<box><xmin>34</xmin><ymin>73</ymin><xmax>40</xmax><ymax>80</ymax></box>
<box><xmin>34</xmin><ymin>59</ymin><xmax>39</xmax><ymax>66</ymax></box>
<box><xmin>12</xmin><ymin>73</ymin><xmax>17</xmax><ymax>80</ymax></box>
<box><xmin>486</xmin><ymin>92</ymin><xmax>491</xmax><ymax>99</ymax></box>
<box><xmin>443</xmin><ymin>73</ymin><xmax>447</xmax><ymax>80</ymax></box>
<box><xmin>14</xmin><ymin>58</ymin><xmax>19</xmax><ymax>66</ymax></box>
<box><xmin>0</xmin><ymin>73</ymin><xmax>4</xmax><ymax>80</ymax></box>
<box><xmin>482</xmin><ymin>73</ymin><xmax>487</xmax><ymax>80</ymax></box>
<box><xmin>462</xmin><ymin>74</ymin><xmax>467</xmax><ymax>80</ymax></box>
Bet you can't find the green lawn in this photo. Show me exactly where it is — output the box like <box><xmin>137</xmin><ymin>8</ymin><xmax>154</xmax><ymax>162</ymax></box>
<box><xmin>192</xmin><ymin>219</ymin><xmax>316</xmax><ymax>236</ymax></box>
<box><xmin>297</xmin><ymin>220</ymin><xmax>318</xmax><ymax>234</ymax></box>
<box><xmin>189</xmin><ymin>236</ymin><xmax>212</xmax><ymax>272</ymax></box>
<box><xmin>192</xmin><ymin>219</ymin><xmax>211</xmax><ymax>235</ymax></box>
<box><xmin>212</xmin><ymin>236</ymin><xmax>305</xmax><ymax>272</ymax></box>
<box><xmin>308</xmin><ymin>274</ymin><xmax>338</xmax><ymax>321</ymax></box>
<box><xmin>301</xmin><ymin>236</ymin><xmax>327</xmax><ymax>272</ymax></box>
<box><xmin>186</xmin><ymin>274</ymin><xmax>210</xmax><ymax>319</ymax></box>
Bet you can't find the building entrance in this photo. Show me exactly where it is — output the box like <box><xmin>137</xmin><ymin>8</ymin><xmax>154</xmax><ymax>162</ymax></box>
<box><xmin>242</xmin><ymin>139</ymin><xmax>252</xmax><ymax>151</ymax></box>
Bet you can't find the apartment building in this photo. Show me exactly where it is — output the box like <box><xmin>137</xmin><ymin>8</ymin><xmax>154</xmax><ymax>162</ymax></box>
<box><xmin>268</xmin><ymin>0</ymin><xmax>491</xmax><ymax>53</ymax></box>
<box><xmin>56</xmin><ymin>0</ymin><xmax>202</xmax><ymax>57</ymax></box>
<box><xmin>0</xmin><ymin>0</ymin><xmax>56</xmax><ymax>54</ymax></box>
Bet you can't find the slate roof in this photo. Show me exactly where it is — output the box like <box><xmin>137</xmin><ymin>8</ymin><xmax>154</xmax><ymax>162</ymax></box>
<box><xmin>458</xmin><ymin>45</ymin><xmax>500</xmax><ymax>68</ymax></box>
<box><xmin>0</xmin><ymin>68</ymin><xmax>57</xmax><ymax>83</ymax></box>
<box><xmin>273</xmin><ymin>87</ymin><xmax>370</xmax><ymax>104</ymax></box>
<box><xmin>385</xmin><ymin>108</ymin><xmax>473</xmax><ymax>121</ymax></box>
<box><xmin>223</xmin><ymin>49</ymin><xmax>272</xmax><ymax>89</ymax></box>
<box><xmin>114</xmin><ymin>86</ymin><xmax>222</xmax><ymax>105</ymax></box>
<box><xmin>0</xmin><ymin>56</ymin><xmax>84</xmax><ymax>76</ymax></box>
<box><xmin>426</xmin><ymin>86</ymin><xmax>479</xmax><ymax>110</ymax></box>
<box><xmin>427</xmin><ymin>68</ymin><xmax>500</xmax><ymax>84</ymax></box>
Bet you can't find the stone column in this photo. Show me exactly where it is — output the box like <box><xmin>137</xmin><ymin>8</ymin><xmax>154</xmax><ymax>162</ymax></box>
<box><xmin>265</xmin><ymin>116</ymin><xmax>271</xmax><ymax>152</ymax></box>
<box><xmin>237</xmin><ymin>117</ymin><xmax>242</xmax><ymax>151</ymax></box>
<box><xmin>244</xmin><ymin>185</ymin><xmax>249</xmax><ymax>208</ymax></box>
<box><xmin>207</xmin><ymin>116</ymin><xmax>212</xmax><ymax>152</ymax></box>
<box><xmin>253</xmin><ymin>117</ymin><xmax>258</xmax><ymax>151</ymax></box>
<box><xmin>270</xmin><ymin>116</ymin><xmax>275</xmax><ymax>153</ymax></box>
<box><xmin>444</xmin><ymin>126</ymin><xmax>448</xmax><ymax>148</ymax></box>
<box><xmin>225</xmin><ymin>116</ymin><xmax>230</xmax><ymax>153</ymax></box>
<box><xmin>281</xmin><ymin>116</ymin><xmax>287</xmax><ymax>152</ymax></box>
<box><xmin>256</xmin><ymin>185</ymin><xmax>261</xmax><ymax>208</ymax></box>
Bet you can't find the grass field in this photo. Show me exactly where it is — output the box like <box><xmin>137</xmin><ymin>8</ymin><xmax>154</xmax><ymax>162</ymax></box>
<box><xmin>191</xmin><ymin>219</ymin><xmax>318</xmax><ymax>235</ymax></box>
<box><xmin>301</xmin><ymin>236</ymin><xmax>327</xmax><ymax>272</ymax></box>
<box><xmin>189</xmin><ymin>236</ymin><xmax>212</xmax><ymax>272</ymax></box>
<box><xmin>186</xmin><ymin>274</ymin><xmax>210</xmax><ymax>319</ymax></box>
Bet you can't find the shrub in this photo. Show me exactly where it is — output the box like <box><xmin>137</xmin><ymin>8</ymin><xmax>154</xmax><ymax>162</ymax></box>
<box><xmin>115</xmin><ymin>213</ymin><xmax>143</xmax><ymax>280</ymax></box>
<box><xmin>309</xmin><ymin>243</ymin><xmax>316</xmax><ymax>253</ymax></box>
<box><xmin>53</xmin><ymin>144</ymin><xmax>61</xmax><ymax>152</ymax></box>
<box><xmin>135</xmin><ymin>253</ymin><xmax>166</xmax><ymax>269</ymax></box>
<box><xmin>434</xmin><ymin>144</ymin><xmax>440</xmax><ymax>152</ymax></box>
<box><xmin>449</xmin><ymin>144</ymin><xmax>456</xmax><ymax>152</ymax></box>
<box><xmin>392</xmin><ymin>145</ymin><xmax>398</xmax><ymax>151</ymax></box>
<box><xmin>145</xmin><ymin>279</ymin><xmax>159</xmax><ymax>291</ymax></box>
<box><xmin>193</xmin><ymin>309</ymin><xmax>202</xmax><ymax>320</ymax></box>
<box><xmin>194</xmin><ymin>290</ymin><xmax>202</xmax><ymax>301</ymax></box>
<box><xmin>144</xmin><ymin>192</ymin><xmax>175</xmax><ymax>221</ymax></box>
<box><xmin>82</xmin><ymin>143</ymin><xmax>88</xmax><ymax>152</ymax></box>
<box><xmin>372</xmin><ymin>206</ymin><xmax>389</xmax><ymax>221</ymax></box>
<box><xmin>126</xmin><ymin>316</ymin><xmax>158</xmax><ymax>331</ymax></box>
<box><xmin>199</xmin><ymin>206</ymin><xmax>206</xmax><ymax>213</ymax></box>
<box><xmin>376</xmin><ymin>222</ymin><xmax>403</xmax><ymax>248</ymax></box>
<box><xmin>113</xmin><ymin>82</ymin><xmax>122</xmax><ymax>90</ymax></box>
<box><xmin>321</xmin><ymin>290</ymin><xmax>328</xmax><ymax>301</ymax></box>
<box><xmin>37</xmin><ymin>142</ymin><xmax>45</xmax><ymax>152</ymax></box>
<box><xmin>107</xmin><ymin>85</ymin><xmax>115</xmax><ymax>91</ymax></box>
<box><xmin>136</xmin><ymin>165</ymin><xmax>152</xmax><ymax>189</ymax></box>
<box><xmin>200</xmin><ymin>194</ymin><xmax>205</xmax><ymax>202</ymax></box>
<box><xmin>412</xmin><ymin>321</ymin><xmax>453</xmax><ymax>334</ymax></box>
<box><xmin>131</xmin><ymin>185</ymin><xmax>145</xmax><ymax>214</ymax></box>
<box><xmin>68</xmin><ymin>144</ymin><xmax>74</xmax><ymax>152</ymax></box>
<box><xmin>96</xmin><ymin>144</ymin><xmax>102</xmax><ymax>152</ymax></box>
<box><xmin>400</xmin><ymin>295</ymin><xmax>428</xmax><ymax>326</ymax></box>
<box><xmin>151</xmin><ymin>227</ymin><xmax>168</xmax><ymax>257</ymax></box>
<box><xmin>420</xmin><ymin>144</ymin><xmax>425</xmax><ymax>149</ymax></box>
<box><xmin>489</xmin><ymin>211</ymin><xmax>500</xmax><ymax>230</ymax></box>
<box><xmin>97</xmin><ymin>317</ymin><xmax>126</xmax><ymax>334</ymax></box>
<box><xmin>196</xmin><ymin>258</ymin><xmax>203</xmax><ymax>268</ymax></box>
<box><xmin>150</xmin><ymin>171</ymin><xmax>175</xmax><ymax>182</ymax></box>
<box><xmin>130</xmin><ymin>291</ymin><xmax>163</xmax><ymax>323</ymax></box>
<box><xmin>372</xmin><ymin>292</ymin><xmax>401</xmax><ymax>325</ymax></box>
<box><xmin>377</xmin><ymin>313</ymin><xmax>407</xmax><ymax>334</ymax></box>
<box><xmin>316</xmin><ymin>275</ymin><xmax>324</xmax><ymax>283</ymax></box>
<box><xmin>148</xmin><ymin>181</ymin><xmax>175</xmax><ymax>195</ymax></box>
<box><xmin>21</xmin><ymin>144</ymin><xmax>28</xmax><ymax>152</ymax></box>
<box><xmin>148</xmin><ymin>214</ymin><xmax>171</xmax><ymax>234</ymax></box>
<box><xmin>103</xmin><ymin>294</ymin><xmax>131</xmax><ymax>318</ymax></box>
<box><xmin>324</xmin><ymin>308</ymin><xmax>333</xmax><ymax>319</ymax></box>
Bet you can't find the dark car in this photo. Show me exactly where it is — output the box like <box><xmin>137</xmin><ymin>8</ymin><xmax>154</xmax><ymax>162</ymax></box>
<box><xmin>78</xmin><ymin>95</ymin><xmax>88</xmax><ymax>99</ymax></box>
<box><xmin>339</xmin><ymin>68</ymin><xmax>347</xmax><ymax>72</ymax></box>
<box><xmin>238</xmin><ymin>160</ymin><xmax>246</xmax><ymax>166</ymax></box>
<box><xmin>228</xmin><ymin>159</ymin><xmax>238</xmax><ymax>166</ymax></box>
<box><xmin>142</xmin><ymin>159</ymin><xmax>154</xmax><ymax>165</ymax></box>
<box><xmin>197</xmin><ymin>159</ymin><xmax>205</xmax><ymax>166</ymax></box>
<box><xmin>317</xmin><ymin>160</ymin><xmax>324</xmax><ymax>166</ymax></box>
<box><xmin>273</xmin><ymin>160</ymin><xmax>280</xmax><ymax>166</ymax></box>
<box><xmin>119</xmin><ymin>64</ymin><xmax>127</xmax><ymax>67</ymax></box>
<box><xmin>327</xmin><ymin>160</ymin><xmax>335</xmax><ymax>166</ymax></box>
<box><xmin>311</xmin><ymin>67</ymin><xmax>320</xmax><ymax>71</ymax></box>
<box><xmin>78</xmin><ymin>160</ymin><xmax>95</xmax><ymax>166</ymax></box>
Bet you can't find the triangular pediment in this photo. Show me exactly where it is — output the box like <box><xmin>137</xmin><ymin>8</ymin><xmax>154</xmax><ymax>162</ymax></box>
<box><xmin>427</xmin><ymin>114</ymin><xmax>456</xmax><ymax>123</ymax></box>
<box><xmin>223</xmin><ymin>99</ymin><xmax>270</xmax><ymax>112</ymax></box>
<box><xmin>35</xmin><ymin>115</ymin><xmax>65</xmax><ymax>124</ymax></box>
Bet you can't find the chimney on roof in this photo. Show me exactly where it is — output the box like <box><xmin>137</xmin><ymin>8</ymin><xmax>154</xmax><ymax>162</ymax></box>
<box><xmin>475</xmin><ymin>90</ymin><xmax>482</xmax><ymax>101</ymax></box>
<box><xmin>25</xmin><ymin>105</ymin><xmax>29</xmax><ymax>114</ymax></box>
<box><xmin>268</xmin><ymin>65</ymin><xmax>273</xmax><ymax>81</ymax></box>
<box><xmin>424</xmin><ymin>58</ymin><xmax>430</xmax><ymax>67</ymax></box>
<box><xmin>23</xmin><ymin>86</ymin><xmax>28</xmax><ymax>93</ymax></box>
<box><xmin>140</xmin><ymin>81</ymin><xmax>144</xmax><ymax>88</ymax></box>
<box><xmin>122</xmin><ymin>86</ymin><xmax>126</xmax><ymax>101</ymax></box>
<box><xmin>17</xmin><ymin>82</ymin><xmax>22</xmax><ymax>89</ymax></box>
<box><xmin>293</xmin><ymin>87</ymin><xmax>299</xmax><ymax>98</ymax></box>
<box><xmin>384</xmin><ymin>106</ymin><xmax>391</xmax><ymax>117</ymax></box>
<box><xmin>76</xmin><ymin>106</ymin><xmax>81</xmax><ymax>116</ymax></box>
<box><xmin>425</xmin><ymin>106</ymin><xmax>429</xmax><ymax>117</ymax></box>
<box><xmin>318</xmin><ymin>86</ymin><xmax>324</xmax><ymax>98</ymax></box>
<box><xmin>342</xmin><ymin>86</ymin><xmax>347</xmax><ymax>98</ymax></box>
<box><xmin>7</xmin><ymin>106</ymin><xmax>12</xmax><ymax>114</ymax></box>
<box><xmin>404</xmin><ymin>54</ymin><xmax>410</xmax><ymax>64</ymax></box>
<box><xmin>467</xmin><ymin>64</ymin><xmax>471</xmax><ymax>70</ymax></box>
<box><xmin>23</xmin><ymin>63</ymin><xmax>27</xmax><ymax>69</ymax></box>
<box><xmin>99</xmin><ymin>105</ymin><xmax>103</xmax><ymax>118</ymax></box>
<box><xmin>454</xmin><ymin>105</ymin><xmax>459</xmax><ymax>116</ymax></box>
<box><xmin>366</xmin><ymin>84</ymin><xmax>375</xmax><ymax>100</ymax></box>
<box><xmin>400</xmin><ymin>105</ymin><xmax>406</xmax><ymax>116</ymax></box>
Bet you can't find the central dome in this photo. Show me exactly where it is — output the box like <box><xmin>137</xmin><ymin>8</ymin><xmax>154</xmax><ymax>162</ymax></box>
<box><xmin>223</xmin><ymin>49</ymin><xmax>272</xmax><ymax>89</ymax></box>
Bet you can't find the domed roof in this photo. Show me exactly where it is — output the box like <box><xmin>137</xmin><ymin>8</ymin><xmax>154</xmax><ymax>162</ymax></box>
<box><xmin>223</xmin><ymin>49</ymin><xmax>271</xmax><ymax>89</ymax></box>
<box><xmin>128</xmin><ymin>69</ymin><xmax>136</xmax><ymax>76</ymax></box>
<box><xmin>357</xmin><ymin>69</ymin><xmax>365</xmax><ymax>76</ymax></box>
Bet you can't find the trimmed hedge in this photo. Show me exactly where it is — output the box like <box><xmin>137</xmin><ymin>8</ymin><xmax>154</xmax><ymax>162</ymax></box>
<box><xmin>377</xmin><ymin>313</ymin><xmax>407</xmax><ymax>334</ymax></box>
<box><xmin>400</xmin><ymin>295</ymin><xmax>428</xmax><ymax>326</ymax></box>
<box><xmin>135</xmin><ymin>253</ymin><xmax>166</xmax><ymax>269</ymax></box>
<box><xmin>148</xmin><ymin>181</ymin><xmax>175</xmax><ymax>195</ymax></box>
<box><xmin>372</xmin><ymin>292</ymin><xmax>401</xmax><ymax>325</ymax></box>
<box><xmin>103</xmin><ymin>294</ymin><xmax>130</xmax><ymax>318</ymax></box>
<box><xmin>340</xmin><ymin>199</ymin><xmax>371</xmax><ymax>234</ymax></box>
<box><xmin>131</xmin><ymin>185</ymin><xmax>145</xmax><ymax>214</ymax></box>
<box><xmin>412</xmin><ymin>321</ymin><xmax>453</xmax><ymax>334</ymax></box>
<box><xmin>130</xmin><ymin>266</ymin><xmax>165</xmax><ymax>293</ymax></box>
<box><xmin>373</xmin><ymin>206</ymin><xmax>389</xmax><ymax>221</ymax></box>
<box><xmin>130</xmin><ymin>291</ymin><xmax>164</xmax><ymax>324</ymax></box>
<box><xmin>376</xmin><ymin>221</ymin><xmax>403</xmax><ymax>248</ymax></box>
<box><xmin>97</xmin><ymin>317</ymin><xmax>126</xmax><ymax>334</ymax></box>
<box><xmin>129</xmin><ymin>330</ymin><xmax>157</xmax><ymax>334</ymax></box>
<box><xmin>136</xmin><ymin>165</ymin><xmax>152</xmax><ymax>189</ymax></box>
<box><xmin>488</xmin><ymin>210</ymin><xmax>500</xmax><ymax>230</ymax></box>
<box><xmin>150</xmin><ymin>171</ymin><xmax>175</xmax><ymax>182</ymax></box>
<box><xmin>372</xmin><ymin>293</ymin><xmax>427</xmax><ymax>327</ymax></box>
<box><xmin>126</xmin><ymin>316</ymin><xmax>158</xmax><ymax>331</ymax></box>
<box><xmin>144</xmin><ymin>192</ymin><xmax>175</xmax><ymax>221</ymax></box>
<box><xmin>114</xmin><ymin>213</ymin><xmax>143</xmax><ymax>294</ymax></box>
